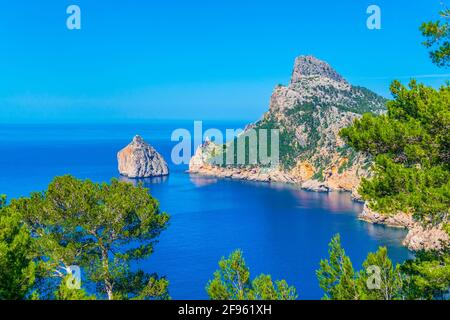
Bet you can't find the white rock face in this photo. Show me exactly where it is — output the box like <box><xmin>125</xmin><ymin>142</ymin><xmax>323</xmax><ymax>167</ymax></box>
<box><xmin>117</xmin><ymin>135</ymin><xmax>169</xmax><ymax>178</ymax></box>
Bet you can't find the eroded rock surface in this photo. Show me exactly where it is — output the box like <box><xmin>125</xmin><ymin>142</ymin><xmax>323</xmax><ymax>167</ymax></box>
<box><xmin>118</xmin><ymin>135</ymin><xmax>169</xmax><ymax>178</ymax></box>
<box><xmin>188</xmin><ymin>55</ymin><xmax>449</xmax><ymax>251</ymax></box>
<box><xmin>189</xmin><ymin>55</ymin><xmax>386</xmax><ymax>193</ymax></box>
<box><xmin>360</xmin><ymin>204</ymin><xmax>449</xmax><ymax>251</ymax></box>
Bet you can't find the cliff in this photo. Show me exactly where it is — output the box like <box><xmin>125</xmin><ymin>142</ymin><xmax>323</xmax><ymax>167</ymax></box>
<box><xmin>360</xmin><ymin>204</ymin><xmax>450</xmax><ymax>251</ymax></box>
<box><xmin>189</xmin><ymin>55</ymin><xmax>386</xmax><ymax>194</ymax></box>
<box><xmin>188</xmin><ymin>55</ymin><xmax>449</xmax><ymax>251</ymax></box>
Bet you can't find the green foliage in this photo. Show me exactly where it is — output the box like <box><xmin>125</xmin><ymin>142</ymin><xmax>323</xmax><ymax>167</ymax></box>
<box><xmin>0</xmin><ymin>195</ymin><xmax>36</xmax><ymax>300</ymax></box>
<box><xmin>312</xmin><ymin>168</ymin><xmax>325</xmax><ymax>182</ymax></box>
<box><xmin>337</xmin><ymin>160</ymin><xmax>348</xmax><ymax>174</ymax></box>
<box><xmin>339</xmin><ymin>22</ymin><xmax>450</xmax><ymax>298</ymax></box>
<box><xmin>250</xmin><ymin>275</ymin><xmax>297</xmax><ymax>300</ymax></box>
<box><xmin>54</xmin><ymin>276</ymin><xmax>96</xmax><ymax>300</ymax></box>
<box><xmin>11</xmin><ymin>175</ymin><xmax>170</xmax><ymax>300</ymax></box>
<box><xmin>357</xmin><ymin>247</ymin><xmax>404</xmax><ymax>300</ymax></box>
<box><xmin>109</xmin><ymin>269</ymin><xmax>170</xmax><ymax>300</ymax></box>
<box><xmin>401</xmin><ymin>249</ymin><xmax>450</xmax><ymax>300</ymax></box>
<box><xmin>244</xmin><ymin>103</ymin><xmax>320</xmax><ymax>170</ymax></box>
<box><xmin>316</xmin><ymin>234</ymin><xmax>359</xmax><ymax>300</ymax></box>
<box><xmin>206</xmin><ymin>250</ymin><xmax>297</xmax><ymax>300</ymax></box>
<box><xmin>318</xmin><ymin>235</ymin><xmax>450</xmax><ymax>300</ymax></box>
<box><xmin>340</xmin><ymin>81</ymin><xmax>450</xmax><ymax>225</ymax></box>
<box><xmin>206</xmin><ymin>250</ymin><xmax>251</xmax><ymax>300</ymax></box>
<box><xmin>420</xmin><ymin>8</ymin><xmax>450</xmax><ymax>67</ymax></box>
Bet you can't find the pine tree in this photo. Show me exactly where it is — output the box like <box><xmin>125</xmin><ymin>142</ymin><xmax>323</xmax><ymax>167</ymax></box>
<box><xmin>316</xmin><ymin>234</ymin><xmax>359</xmax><ymax>300</ymax></box>
<box><xmin>340</xmin><ymin>81</ymin><xmax>450</xmax><ymax>228</ymax></box>
<box><xmin>357</xmin><ymin>247</ymin><xmax>404</xmax><ymax>300</ymax></box>
<box><xmin>11</xmin><ymin>176</ymin><xmax>170</xmax><ymax>300</ymax></box>
<box><xmin>206</xmin><ymin>250</ymin><xmax>297</xmax><ymax>300</ymax></box>
<box><xmin>401</xmin><ymin>249</ymin><xmax>450</xmax><ymax>300</ymax></box>
<box><xmin>420</xmin><ymin>7</ymin><xmax>450</xmax><ymax>67</ymax></box>
<box><xmin>0</xmin><ymin>195</ymin><xmax>36</xmax><ymax>300</ymax></box>
<box><xmin>54</xmin><ymin>276</ymin><xmax>96</xmax><ymax>300</ymax></box>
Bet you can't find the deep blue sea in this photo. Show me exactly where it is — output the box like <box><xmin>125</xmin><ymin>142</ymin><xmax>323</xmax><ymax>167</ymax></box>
<box><xmin>0</xmin><ymin>122</ymin><xmax>412</xmax><ymax>299</ymax></box>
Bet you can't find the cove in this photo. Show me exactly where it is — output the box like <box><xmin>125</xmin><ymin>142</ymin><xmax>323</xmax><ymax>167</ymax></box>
<box><xmin>0</xmin><ymin>122</ymin><xmax>412</xmax><ymax>299</ymax></box>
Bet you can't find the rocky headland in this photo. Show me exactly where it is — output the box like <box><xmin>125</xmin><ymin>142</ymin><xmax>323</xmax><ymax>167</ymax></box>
<box><xmin>188</xmin><ymin>55</ymin><xmax>449</xmax><ymax>251</ymax></box>
<box><xmin>189</xmin><ymin>56</ymin><xmax>384</xmax><ymax>194</ymax></box>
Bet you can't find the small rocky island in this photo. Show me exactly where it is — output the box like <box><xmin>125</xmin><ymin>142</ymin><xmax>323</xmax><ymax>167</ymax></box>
<box><xmin>117</xmin><ymin>135</ymin><xmax>169</xmax><ymax>178</ymax></box>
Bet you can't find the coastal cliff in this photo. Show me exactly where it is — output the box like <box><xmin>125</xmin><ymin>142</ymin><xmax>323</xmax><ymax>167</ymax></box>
<box><xmin>360</xmin><ymin>204</ymin><xmax>450</xmax><ymax>251</ymax></box>
<box><xmin>188</xmin><ymin>55</ymin><xmax>449</xmax><ymax>251</ymax></box>
<box><xmin>189</xmin><ymin>56</ymin><xmax>386</xmax><ymax>194</ymax></box>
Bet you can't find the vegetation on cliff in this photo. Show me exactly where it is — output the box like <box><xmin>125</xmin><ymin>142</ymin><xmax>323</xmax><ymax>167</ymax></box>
<box><xmin>341</xmin><ymin>80</ymin><xmax>449</xmax><ymax>229</ymax></box>
<box><xmin>249</xmin><ymin>90</ymin><xmax>384</xmax><ymax>172</ymax></box>
<box><xmin>198</xmin><ymin>56</ymin><xmax>387</xmax><ymax>192</ymax></box>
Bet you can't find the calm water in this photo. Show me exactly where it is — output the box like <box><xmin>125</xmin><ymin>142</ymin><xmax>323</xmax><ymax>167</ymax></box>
<box><xmin>0</xmin><ymin>122</ymin><xmax>412</xmax><ymax>299</ymax></box>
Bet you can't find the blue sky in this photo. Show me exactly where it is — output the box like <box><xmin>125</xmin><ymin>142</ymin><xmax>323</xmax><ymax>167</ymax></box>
<box><xmin>0</xmin><ymin>0</ymin><xmax>448</xmax><ymax>123</ymax></box>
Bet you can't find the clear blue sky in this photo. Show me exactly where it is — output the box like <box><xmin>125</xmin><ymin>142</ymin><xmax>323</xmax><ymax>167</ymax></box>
<box><xmin>0</xmin><ymin>0</ymin><xmax>448</xmax><ymax>123</ymax></box>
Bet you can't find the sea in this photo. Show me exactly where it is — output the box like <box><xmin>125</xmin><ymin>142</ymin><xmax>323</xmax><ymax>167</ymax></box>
<box><xmin>0</xmin><ymin>121</ymin><xmax>412</xmax><ymax>299</ymax></box>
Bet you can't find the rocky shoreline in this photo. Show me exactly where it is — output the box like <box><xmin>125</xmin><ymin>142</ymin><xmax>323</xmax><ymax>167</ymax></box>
<box><xmin>189</xmin><ymin>162</ymin><xmax>449</xmax><ymax>252</ymax></box>
<box><xmin>187</xmin><ymin>56</ymin><xmax>449</xmax><ymax>252</ymax></box>
<box><xmin>360</xmin><ymin>204</ymin><xmax>449</xmax><ymax>252</ymax></box>
<box><xmin>188</xmin><ymin>137</ymin><xmax>366</xmax><ymax>194</ymax></box>
<box><xmin>188</xmin><ymin>164</ymin><xmax>344</xmax><ymax>193</ymax></box>
<box><xmin>188</xmin><ymin>141</ymin><xmax>366</xmax><ymax>194</ymax></box>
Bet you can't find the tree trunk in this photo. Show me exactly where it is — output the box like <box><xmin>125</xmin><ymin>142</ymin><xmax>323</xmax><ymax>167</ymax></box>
<box><xmin>101</xmin><ymin>246</ymin><xmax>114</xmax><ymax>300</ymax></box>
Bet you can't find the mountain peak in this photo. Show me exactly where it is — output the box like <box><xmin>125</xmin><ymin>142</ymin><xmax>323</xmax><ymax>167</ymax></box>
<box><xmin>291</xmin><ymin>55</ymin><xmax>346</xmax><ymax>84</ymax></box>
<box><xmin>132</xmin><ymin>135</ymin><xmax>145</xmax><ymax>144</ymax></box>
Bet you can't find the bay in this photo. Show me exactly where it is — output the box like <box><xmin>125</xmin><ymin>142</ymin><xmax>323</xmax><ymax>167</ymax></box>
<box><xmin>0</xmin><ymin>121</ymin><xmax>412</xmax><ymax>299</ymax></box>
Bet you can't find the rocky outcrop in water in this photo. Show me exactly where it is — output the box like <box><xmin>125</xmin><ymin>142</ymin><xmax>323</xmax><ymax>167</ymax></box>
<box><xmin>118</xmin><ymin>135</ymin><xmax>169</xmax><ymax>178</ymax></box>
<box><xmin>360</xmin><ymin>204</ymin><xmax>449</xmax><ymax>251</ymax></box>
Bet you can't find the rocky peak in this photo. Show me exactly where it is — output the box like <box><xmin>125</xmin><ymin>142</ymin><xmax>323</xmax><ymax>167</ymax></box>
<box><xmin>189</xmin><ymin>55</ymin><xmax>386</xmax><ymax>191</ymax></box>
<box><xmin>268</xmin><ymin>55</ymin><xmax>385</xmax><ymax>115</ymax></box>
<box><xmin>117</xmin><ymin>135</ymin><xmax>169</xmax><ymax>178</ymax></box>
<box><xmin>132</xmin><ymin>135</ymin><xmax>145</xmax><ymax>144</ymax></box>
<box><xmin>290</xmin><ymin>55</ymin><xmax>347</xmax><ymax>84</ymax></box>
